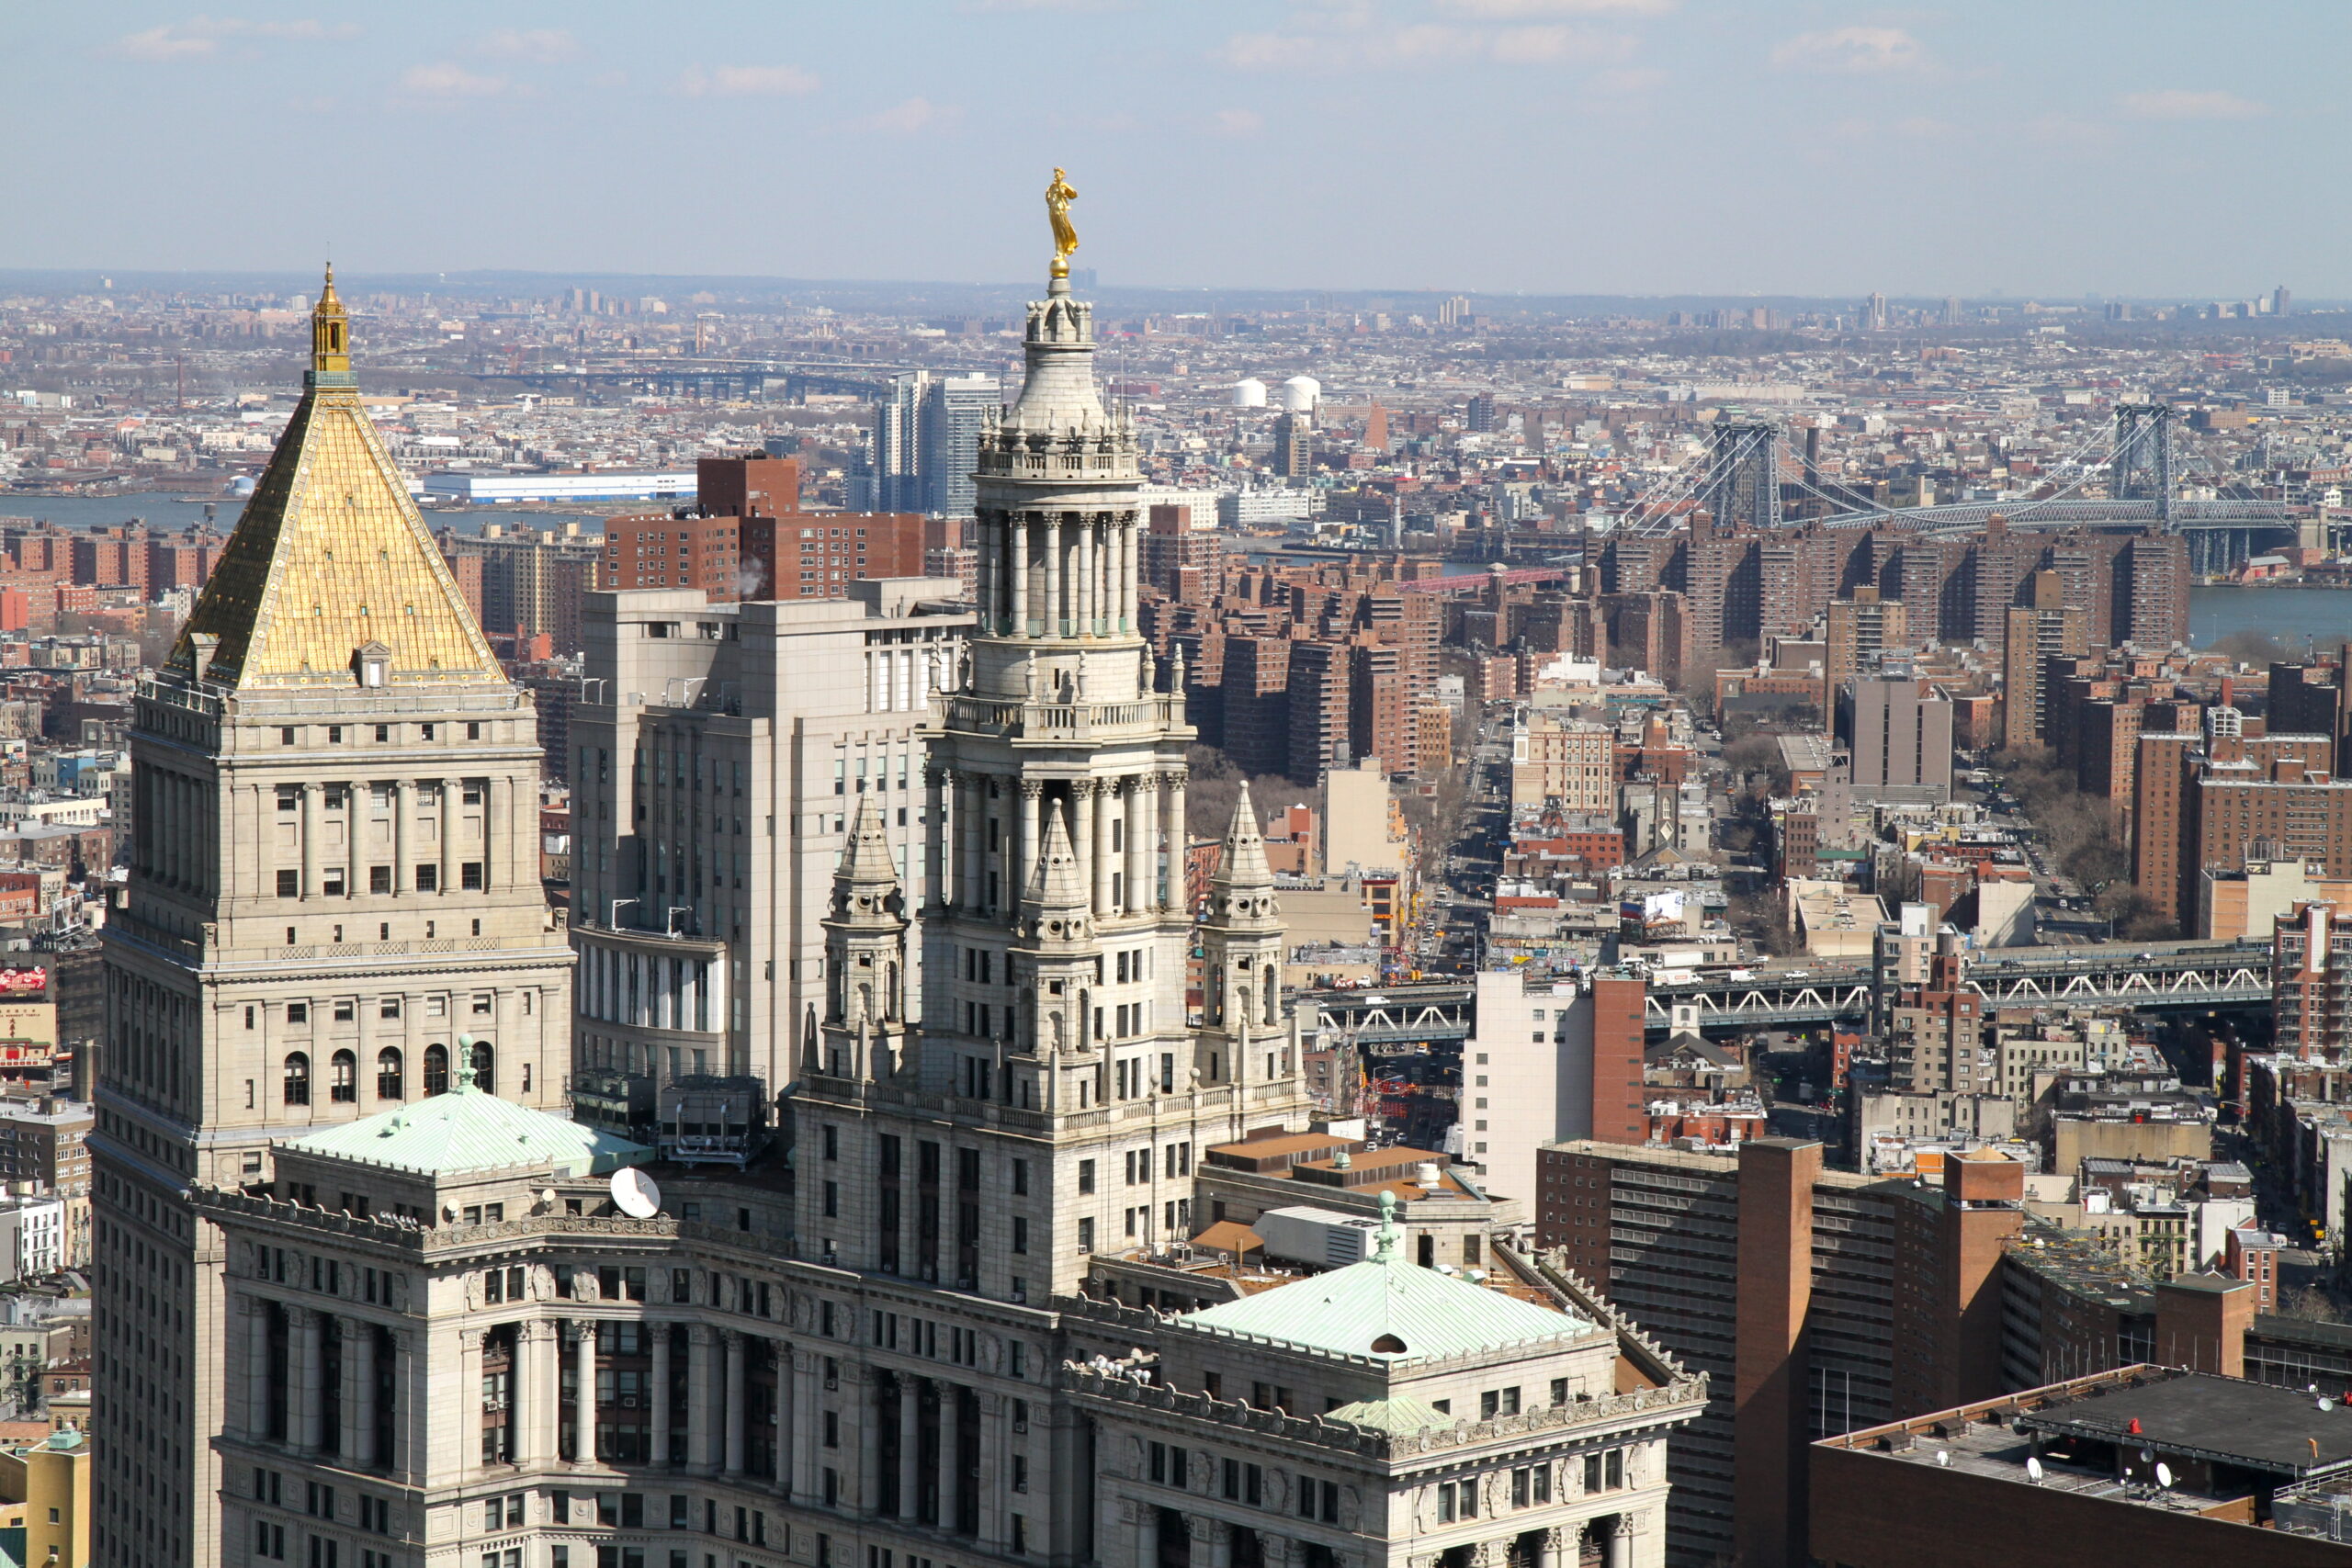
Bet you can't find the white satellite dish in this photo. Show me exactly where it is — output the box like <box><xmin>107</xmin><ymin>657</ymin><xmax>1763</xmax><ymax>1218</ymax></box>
<box><xmin>2155</xmin><ymin>1462</ymin><xmax>2173</xmax><ymax>1489</ymax></box>
<box><xmin>2025</xmin><ymin>1457</ymin><xmax>2044</xmax><ymax>1483</ymax></box>
<box><xmin>1934</xmin><ymin>1450</ymin><xmax>1950</xmax><ymax>1467</ymax></box>
<box><xmin>611</xmin><ymin>1167</ymin><xmax>662</xmax><ymax>1219</ymax></box>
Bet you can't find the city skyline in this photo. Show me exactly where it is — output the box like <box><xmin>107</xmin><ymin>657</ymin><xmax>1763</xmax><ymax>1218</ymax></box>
<box><xmin>9</xmin><ymin>1</ymin><xmax>2343</xmax><ymax>297</ymax></box>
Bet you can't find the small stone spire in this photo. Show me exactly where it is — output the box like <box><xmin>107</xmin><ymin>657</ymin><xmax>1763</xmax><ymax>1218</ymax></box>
<box><xmin>1024</xmin><ymin>806</ymin><xmax>1091</xmax><ymax>918</ymax></box>
<box><xmin>1213</xmin><ymin>781</ymin><xmax>1274</xmax><ymax>896</ymax></box>
<box><xmin>833</xmin><ymin>795</ymin><xmax>902</xmax><ymax>916</ymax></box>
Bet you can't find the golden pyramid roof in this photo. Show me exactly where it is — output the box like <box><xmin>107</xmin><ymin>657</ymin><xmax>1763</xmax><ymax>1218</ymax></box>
<box><xmin>170</xmin><ymin>266</ymin><xmax>502</xmax><ymax>690</ymax></box>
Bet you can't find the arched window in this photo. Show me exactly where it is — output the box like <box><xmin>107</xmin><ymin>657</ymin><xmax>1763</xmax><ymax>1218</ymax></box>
<box><xmin>424</xmin><ymin>1044</ymin><xmax>449</xmax><ymax>1096</ymax></box>
<box><xmin>282</xmin><ymin>1053</ymin><xmax>311</xmax><ymax>1107</ymax></box>
<box><xmin>470</xmin><ymin>1042</ymin><xmax>495</xmax><ymax>1095</ymax></box>
<box><xmin>376</xmin><ymin>1047</ymin><xmax>403</xmax><ymax>1100</ymax></box>
<box><xmin>329</xmin><ymin>1049</ymin><xmax>356</xmax><ymax>1103</ymax></box>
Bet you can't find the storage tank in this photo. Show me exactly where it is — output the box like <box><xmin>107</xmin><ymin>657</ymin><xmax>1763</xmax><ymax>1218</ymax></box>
<box><xmin>1231</xmin><ymin>378</ymin><xmax>1268</xmax><ymax>409</ymax></box>
<box><xmin>1254</xmin><ymin>1205</ymin><xmax>1380</xmax><ymax>1268</ymax></box>
<box><xmin>1280</xmin><ymin>375</ymin><xmax>1321</xmax><ymax>412</ymax></box>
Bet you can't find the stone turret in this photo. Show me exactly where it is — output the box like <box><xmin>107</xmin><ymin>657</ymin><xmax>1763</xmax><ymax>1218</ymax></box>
<box><xmin>1198</xmin><ymin>783</ymin><xmax>1290</xmax><ymax>1088</ymax></box>
<box><xmin>819</xmin><ymin>795</ymin><xmax>910</xmax><ymax>1083</ymax></box>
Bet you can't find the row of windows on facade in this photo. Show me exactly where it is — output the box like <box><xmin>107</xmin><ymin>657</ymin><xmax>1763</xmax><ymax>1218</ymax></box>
<box><xmin>278</xmin><ymin>723</ymin><xmax>487</xmax><ymax>746</ymax></box>
<box><xmin>275</xmin><ymin>1041</ymin><xmax>502</xmax><ymax>1105</ymax></box>
<box><xmin>245</xmin><ymin>991</ymin><xmax>514</xmax><ymax>1029</ymax></box>
<box><xmin>276</xmin><ymin>781</ymin><xmax>487</xmax><ymax>810</ymax></box>
<box><xmin>274</xmin><ymin>862</ymin><xmax>485</xmax><ymax>896</ymax></box>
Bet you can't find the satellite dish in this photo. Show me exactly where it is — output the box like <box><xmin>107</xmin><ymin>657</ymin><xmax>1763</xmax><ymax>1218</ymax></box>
<box><xmin>2025</xmin><ymin>1457</ymin><xmax>2044</xmax><ymax>1483</ymax></box>
<box><xmin>2155</xmin><ymin>1462</ymin><xmax>2173</xmax><ymax>1489</ymax></box>
<box><xmin>611</xmin><ymin>1167</ymin><xmax>662</xmax><ymax>1219</ymax></box>
<box><xmin>1935</xmin><ymin>1450</ymin><xmax>1950</xmax><ymax>1467</ymax></box>
<box><xmin>2139</xmin><ymin>1449</ymin><xmax>2154</xmax><ymax>1464</ymax></box>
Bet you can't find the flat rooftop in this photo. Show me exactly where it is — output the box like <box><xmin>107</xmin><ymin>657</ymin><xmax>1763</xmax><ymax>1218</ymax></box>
<box><xmin>2018</xmin><ymin>1371</ymin><xmax>2352</xmax><ymax>1477</ymax></box>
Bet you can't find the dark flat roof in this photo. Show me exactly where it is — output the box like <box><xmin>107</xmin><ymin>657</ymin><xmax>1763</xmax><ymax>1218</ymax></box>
<box><xmin>2019</xmin><ymin>1371</ymin><xmax>2352</xmax><ymax>1477</ymax></box>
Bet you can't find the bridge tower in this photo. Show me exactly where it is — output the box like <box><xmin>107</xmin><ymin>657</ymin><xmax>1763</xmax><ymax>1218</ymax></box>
<box><xmin>2112</xmin><ymin>403</ymin><xmax>2176</xmax><ymax>522</ymax></box>
<box><xmin>1698</xmin><ymin>420</ymin><xmax>1782</xmax><ymax>531</ymax></box>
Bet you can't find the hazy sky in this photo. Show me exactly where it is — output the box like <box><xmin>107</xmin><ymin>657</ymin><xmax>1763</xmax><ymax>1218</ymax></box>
<box><xmin>8</xmin><ymin>2</ymin><xmax>2340</xmax><ymax>298</ymax></box>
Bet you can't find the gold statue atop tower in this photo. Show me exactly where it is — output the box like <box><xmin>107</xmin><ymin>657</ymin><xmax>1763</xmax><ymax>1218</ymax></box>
<box><xmin>1046</xmin><ymin>167</ymin><xmax>1079</xmax><ymax>279</ymax></box>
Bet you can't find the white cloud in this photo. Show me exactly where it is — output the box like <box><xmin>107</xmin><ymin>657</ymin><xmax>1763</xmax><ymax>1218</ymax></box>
<box><xmin>1222</xmin><ymin>21</ymin><xmax>1625</xmax><ymax>70</ymax></box>
<box><xmin>2120</xmin><ymin>88</ymin><xmax>2265</xmax><ymax>120</ymax></box>
<box><xmin>680</xmin><ymin>64</ymin><xmax>820</xmax><ymax>97</ymax></box>
<box><xmin>478</xmin><ymin>28</ymin><xmax>578</xmax><ymax>62</ymax></box>
<box><xmin>1434</xmin><ymin>0</ymin><xmax>1673</xmax><ymax>15</ymax></box>
<box><xmin>113</xmin><ymin>16</ymin><xmax>355</xmax><ymax>60</ymax></box>
<box><xmin>1210</xmin><ymin>107</ymin><xmax>1265</xmax><ymax>136</ymax></box>
<box><xmin>1770</xmin><ymin>26</ymin><xmax>1924</xmax><ymax>73</ymax></box>
<box><xmin>117</xmin><ymin>25</ymin><xmax>215</xmax><ymax>60</ymax></box>
<box><xmin>399</xmin><ymin>62</ymin><xmax>510</xmax><ymax>97</ymax></box>
<box><xmin>856</xmin><ymin>97</ymin><xmax>961</xmax><ymax>134</ymax></box>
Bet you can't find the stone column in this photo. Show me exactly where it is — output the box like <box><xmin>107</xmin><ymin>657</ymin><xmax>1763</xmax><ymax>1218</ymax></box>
<box><xmin>791</xmin><ymin>1350</ymin><xmax>820</xmax><ymax>1505</ymax></box>
<box><xmin>572</xmin><ymin>1322</ymin><xmax>597</xmax><ymax>1464</ymax></box>
<box><xmin>650</xmin><ymin>1324</ymin><xmax>673</xmax><ymax>1465</ymax></box>
<box><xmin>723</xmin><ymin>1330</ymin><xmax>747</xmax><ymax>1475</ymax></box>
<box><xmin>451</xmin><ymin>1326</ymin><xmax>482</xmax><ymax>1467</ymax></box>
<box><xmin>937</xmin><ymin>1379</ymin><xmax>962</xmax><ymax>1534</ymax></box>
<box><xmin>1210</xmin><ymin>1518</ymin><xmax>1233</xmax><ymax>1568</ymax></box>
<box><xmin>960</xmin><ymin>774</ymin><xmax>985</xmax><ymax>915</ymax></box>
<box><xmin>1535</xmin><ymin>1528</ymin><xmax>1563</xmax><ymax>1568</ymax></box>
<box><xmin>1605</xmin><ymin>1512</ymin><xmax>1646</xmax><ymax>1568</ymax></box>
<box><xmin>1186</xmin><ymin>1514</ymin><xmax>1218</xmax><ymax>1568</ymax></box>
<box><xmin>516</xmin><ymin>1322</ymin><xmax>555</xmax><ymax>1468</ymax></box>
<box><xmin>299</xmin><ymin>783</ymin><xmax>318</xmax><ymax>902</ymax></box>
<box><xmin>438</xmin><ymin>776</ymin><xmax>457</xmax><ymax>899</ymax></box>
<box><xmin>1122</xmin><ymin>515</ymin><xmax>1136</xmax><ymax>627</ymax></box>
<box><xmin>1019</xmin><ymin>783</ymin><xmax>1043</xmax><ymax>898</ymax></box>
<box><xmin>390</xmin><ymin>1332</ymin><xmax>415</xmax><ymax>1479</ymax></box>
<box><xmin>342</xmin><ymin>1319</ymin><xmax>374</xmax><ymax>1468</ymax></box>
<box><xmin>1012</xmin><ymin>514</ymin><xmax>1031</xmax><ymax>634</ymax></box>
<box><xmin>1161</xmin><ymin>771</ymin><xmax>1187</xmax><ymax>910</ymax></box>
<box><xmin>1125</xmin><ymin>776</ymin><xmax>1151</xmax><ymax>916</ymax></box>
<box><xmin>1045</xmin><ymin>520</ymin><xmax>1063</xmax><ymax>637</ymax></box>
<box><xmin>855</xmin><ymin>1367</ymin><xmax>883</xmax><ymax>1516</ymax></box>
<box><xmin>293</xmin><ymin>1308</ymin><xmax>323</xmax><ymax>1450</ymax></box>
<box><xmin>923</xmin><ymin>766</ymin><xmax>947</xmax><ymax>910</ymax></box>
<box><xmin>487</xmin><ymin>773</ymin><xmax>508</xmax><ymax>892</ymax></box>
<box><xmin>1086</xmin><ymin>516</ymin><xmax>1101</xmax><ymax>634</ymax></box>
<box><xmin>1091</xmin><ymin>778</ymin><xmax>1114</xmax><ymax>915</ymax></box>
<box><xmin>244</xmin><ymin>1298</ymin><xmax>271</xmax><ymax>1442</ymax></box>
<box><xmin>1260</xmin><ymin>1535</ymin><xmax>1294</xmax><ymax>1568</ymax></box>
<box><xmin>898</xmin><ymin>1375</ymin><xmax>921</xmax><ymax>1522</ymax></box>
<box><xmin>394</xmin><ymin>778</ymin><xmax>413</xmax><ymax>893</ymax></box>
<box><xmin>977</xmin><ymin>1390</ymin><xmax>1008</xmax><ymax>1549</ymax></box>
<box><xmin>685</xmin><ymin>1325</ymin><xmax>717</xmax><ymax>1471</ymax></box>
<box><xmin>1129</xmin><ymin>1501</ymin><xmax>1158</xmax><ymax>1568</ymax></box>
<box><xmin>1073</xmin><ymin>784</ymin><xmax>1096</xmax><ymax>913</ymax></box>
<box><xmin>774</xmin><ymin>1336</ymin><xmax>794</xmax><ymax>1493</ymax></box>
<box><xmin>345</xmin><ymin>780</ymin><xmax>362</xmax><ymax>907</ymax></box>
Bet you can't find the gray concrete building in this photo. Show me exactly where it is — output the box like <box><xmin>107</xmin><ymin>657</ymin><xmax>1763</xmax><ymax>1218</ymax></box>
<box><xmin>568</xmin><ymin>580</ymin><xmax>971</xmax><ymax>1095</ymax></box>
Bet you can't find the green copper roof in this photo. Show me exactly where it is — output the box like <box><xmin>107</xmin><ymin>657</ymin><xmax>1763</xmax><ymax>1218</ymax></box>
<box><xmin>1181</xmin><ymin>1192</ymin><xmax>1586</xmax><ymax>1361</ymax></box>
<box><xmin>281</xmin><ymin>1077</ymin><xmax>650</xmax><ymax>1179</ymax></box>
<box><xmin>1325</xmin><ymin>1395</ymin><xmax>1452</xmax><ymax>1433</ymax></box>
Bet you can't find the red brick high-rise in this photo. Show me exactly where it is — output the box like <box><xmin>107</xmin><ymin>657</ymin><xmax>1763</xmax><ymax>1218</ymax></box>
<box><xmin>695</xmin><ymin>451</ymin><xmax>800</xmax><ymax>519</ymax></box>
<box><xmin>601</xmin><ymin>513</ymin><xmax>744</xmax><ymax>599</ymax></box>
<box><xmin>739</xmin><ymin>513</ymin><xmax>925</xmax><ymax>600</ymax></box>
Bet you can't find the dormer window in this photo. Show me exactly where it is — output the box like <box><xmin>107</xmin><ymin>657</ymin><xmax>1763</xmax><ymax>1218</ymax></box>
<box><xmin>354</xmin><ymin>641</ymin><xmax>392</xmax><ymax>689</ymax></box>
